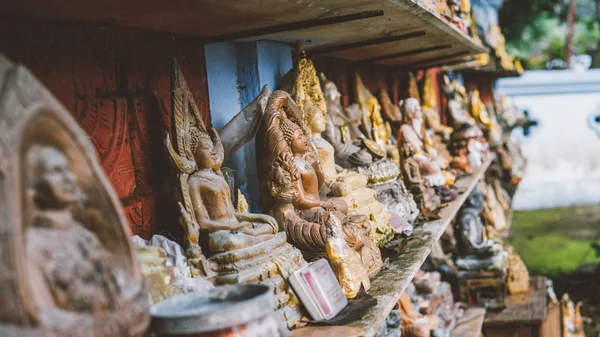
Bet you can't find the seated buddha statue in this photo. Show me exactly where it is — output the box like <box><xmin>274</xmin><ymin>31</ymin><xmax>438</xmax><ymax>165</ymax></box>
<box><xmin>166</xmin><ymin>64</ymin><xmax>307</xmax><ymax>328</ymax></box>
<box><xmin>282</xmin><ymin>52</ymin><xmax>395</xmax><ymax>244</ymax></box>
<box><xmin>355</xmin><ymin>73</ymin><xmax>401</xmax><ymax>167</ymax></box>
<box><xmin>256</xmin><ymin>90</ymin><xmax>383</xmax><ymax>278</ymax></box>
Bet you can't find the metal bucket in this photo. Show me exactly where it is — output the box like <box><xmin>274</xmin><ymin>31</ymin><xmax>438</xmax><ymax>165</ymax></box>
<box><xmin>150</xmin><ymin>284</ymin><xmax>283</xmax><ymax>337</ymax></box>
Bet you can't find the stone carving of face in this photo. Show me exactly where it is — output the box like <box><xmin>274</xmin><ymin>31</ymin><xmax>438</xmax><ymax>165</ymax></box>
<box><xmin>308</xmin><ymin>107</ymin><xmax>326</xmax><ymax>134</ymax></box>
<box><xmin>29</xmin><ymin>146</ymin><xmax>79</xmax><ymax>210</ymax></box>
<box><xmin>290</xmin><ymin>128</ymin><xmax>309</xmax><ymax>155</ymax></box>
<box><xmin>194</xmin><ymin>136</ymin><xmax>218</xmax><ymax>169</ymax></box>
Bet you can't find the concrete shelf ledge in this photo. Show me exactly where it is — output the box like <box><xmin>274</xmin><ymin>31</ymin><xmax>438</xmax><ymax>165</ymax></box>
<box><xmin>347</xmin><ymin>156</ymin><xmax>495</xmax><ymax>336</ymax></box>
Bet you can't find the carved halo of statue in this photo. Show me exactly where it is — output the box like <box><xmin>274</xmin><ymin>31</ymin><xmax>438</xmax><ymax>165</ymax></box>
<box><xmin>165</xmin><ymin>61</ymin><xmax>307</xmax><ymax>327</ymax></box>
<box><xmin>0</xmin><ymin>54</ymin><xmax>149</xmax><ymax>336</ymax></box>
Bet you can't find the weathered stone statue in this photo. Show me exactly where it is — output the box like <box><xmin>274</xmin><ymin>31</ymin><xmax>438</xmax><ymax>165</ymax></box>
<box><xmin>282</xmin><ymin>48</ymin><xmax>395</xmax><ymax>245</ymax></box>
<box><xmin>355</xmin><ymin>73</ymin><xmax>401</xmax><ymax>167</ymax></box>
<box><xmin>166</xmin><ymin>62</ymin><xmax>307</xmax><ymax>327</ymax></box>
<box><xmin>320</xmin><ymin>74</ymin><xmax>419</xmax><ymax>234</ymax></box>
<box><xmin>0</xmin><ymin>54</ymin><xmax>148</xmax><ymax>336</ymax></box>
<box><xmin>454</xmin><ymin>186</ymin><xmax>507</xmax><ymax>272</ymax></box>
<box><xmin>255</xmin><ymin>90</ymin><xmax>383</xmax><ymax>280</ymax></box>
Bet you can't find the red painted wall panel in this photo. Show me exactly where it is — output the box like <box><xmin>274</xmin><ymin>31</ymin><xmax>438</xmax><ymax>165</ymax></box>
<box><xmin>0</xmin><ymin>18</ymin><xmax>211</xmax><ymax>240</ymax></box>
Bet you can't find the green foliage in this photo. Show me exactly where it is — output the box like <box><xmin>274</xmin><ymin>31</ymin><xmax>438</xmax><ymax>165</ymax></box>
<box><xmin>500</xmin><ymin>0</ymin><xmax>600</xmax><ymax>69</ymax></box>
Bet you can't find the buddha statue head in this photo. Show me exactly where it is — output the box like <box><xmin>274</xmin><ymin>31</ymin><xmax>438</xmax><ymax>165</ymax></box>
<box><xmin>189</xmin><ymin>126</ymin><xmax>225</xmax><ymax>171</ymax></box>
<box><xmin>28</xmin><ymin>146</ymin><xmax>81</xmax><ymax>212</ymax></box>
<box><xmin>281</xmin><ymin>116</ymin><xmax>310</xmax><ymax>156</ymax></box>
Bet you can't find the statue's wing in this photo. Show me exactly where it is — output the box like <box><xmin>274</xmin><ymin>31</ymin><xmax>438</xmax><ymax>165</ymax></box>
<box><xmin>218</xmin><ymin>85</ymin><xmax>271</xmax><ymax>159</ymax></box>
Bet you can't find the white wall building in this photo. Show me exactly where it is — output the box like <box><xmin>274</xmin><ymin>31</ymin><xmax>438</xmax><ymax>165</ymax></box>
<box><xmin>497</xmin><ymin>69</ymin><xmax>600</xmax><ymax>210</ymax></box>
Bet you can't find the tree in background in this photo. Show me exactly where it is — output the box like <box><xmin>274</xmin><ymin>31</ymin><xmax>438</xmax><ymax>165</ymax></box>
<box><xmin>499</xmin><ymin>0</ymin><xmax>600</xmax><ymax>69</ymax></box>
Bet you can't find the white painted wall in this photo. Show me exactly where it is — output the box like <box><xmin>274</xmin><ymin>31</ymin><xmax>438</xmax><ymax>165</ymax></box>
<box><xmin>497</xmin><ymin>70</ymin><xmax>600</xmax><ymax>210</ymax></box>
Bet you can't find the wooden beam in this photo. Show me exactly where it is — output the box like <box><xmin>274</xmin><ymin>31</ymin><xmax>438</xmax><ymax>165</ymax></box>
<box><xmin>365</xmin><ymin>44</ymin><xmax>453</xmax><ymax>63</ymax></box>
<box><xmin>204</xmin><ymin>9</ymin><xmax>384</xmax><ymax>43</ymax></box>
<box><xmin>312</xmin><ymin>30</ymin><xmax>426</xmax><ymax>54</ymax></box>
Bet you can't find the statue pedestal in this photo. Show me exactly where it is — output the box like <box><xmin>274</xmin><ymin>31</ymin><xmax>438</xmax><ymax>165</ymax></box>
<box><xmin>211</xmin><ymin>232</ymin><xmax>308</xmax><ymax>328</ymax></box>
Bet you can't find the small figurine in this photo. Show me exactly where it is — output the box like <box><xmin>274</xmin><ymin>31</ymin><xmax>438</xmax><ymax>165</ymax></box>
<box><xmin>166</xmin><ymin>62</ymin><xmax>307</xmax><ymax>327</ymax></box>
<box><xmin>256</xmin><ymin>90</ymin><xmax>383</xmax><ymax>280</ymax></box>
<box><xmin>454</xmin><ymin>186</ymin><xmax>507</xmax><ymax>272</ymax></box>
<box><xmin>0</xmin><ymin>54</ymin><xmax>148</xmax><ymax>336</ymax></box>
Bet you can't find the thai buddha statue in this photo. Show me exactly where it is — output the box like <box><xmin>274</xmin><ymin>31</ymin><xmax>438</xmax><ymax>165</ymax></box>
<box><xmin>281</xmin><ymin>48</ymin><xmax>395</xmax><ymax>245</ymax></box>
<box><xmin>0</xmin><ymin>54</ymin><xmax>148</xmax><ymax>336</ymax></box>
<box><xmin>320</xmin><ymin>73</ymin><xmax>420</xmax><ymax>233</ymax></box>
<box><xmin>454</xmin><ymin>186</ymin><xmax>507</xmax><ymax>272</ymax></box>
<box><xmin>468</xmin><ymin>90</ymin><xmax>502</xmax><ymax>146</ymax></box>
<box><xmin>166</xmin><ymin>63</ymin><xmax>307</xmax><ymax>327</ymax></box>
<box><xmin>399</xmin><ymin>98</ymin><xmax>458</xmax><ymax>203</ymax></box>
<box><xmin>399</xmin><ymin>137</ymin><xmax>441</xmax><ymax>218</ymax></box>
<box><xmin>355</xmin><ymin>73</ymin><xmax>401</xmax><ymax>167</ymax></box>
<box><xmin>255</xmin><ymin>90</ymin><xmax>383</xmax><ymax>279</ymax></box>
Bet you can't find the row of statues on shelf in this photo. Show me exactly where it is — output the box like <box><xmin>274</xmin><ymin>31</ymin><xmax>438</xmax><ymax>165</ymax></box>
<box><xmin>0</xmin><ymin>48</ymin><xmax>529</xmax><ymax>336</ymax></box>
<box><xmin>422</xmin><ymin>0</ymin><xmax>523</xmax><ymax>72</ymax></box>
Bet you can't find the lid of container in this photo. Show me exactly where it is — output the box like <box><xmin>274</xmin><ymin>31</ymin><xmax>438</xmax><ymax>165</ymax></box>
<box><xmin>150</xmin><ymin>284</ymin><xmax>275</xmax><ymax>334</ymax></box>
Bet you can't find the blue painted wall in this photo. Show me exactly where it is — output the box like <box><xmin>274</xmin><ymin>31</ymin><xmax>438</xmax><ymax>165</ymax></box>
<box><xmin>204</xmin><ymin>41</ymin><xmax>293</xmax><ymax>211</ymax></box>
